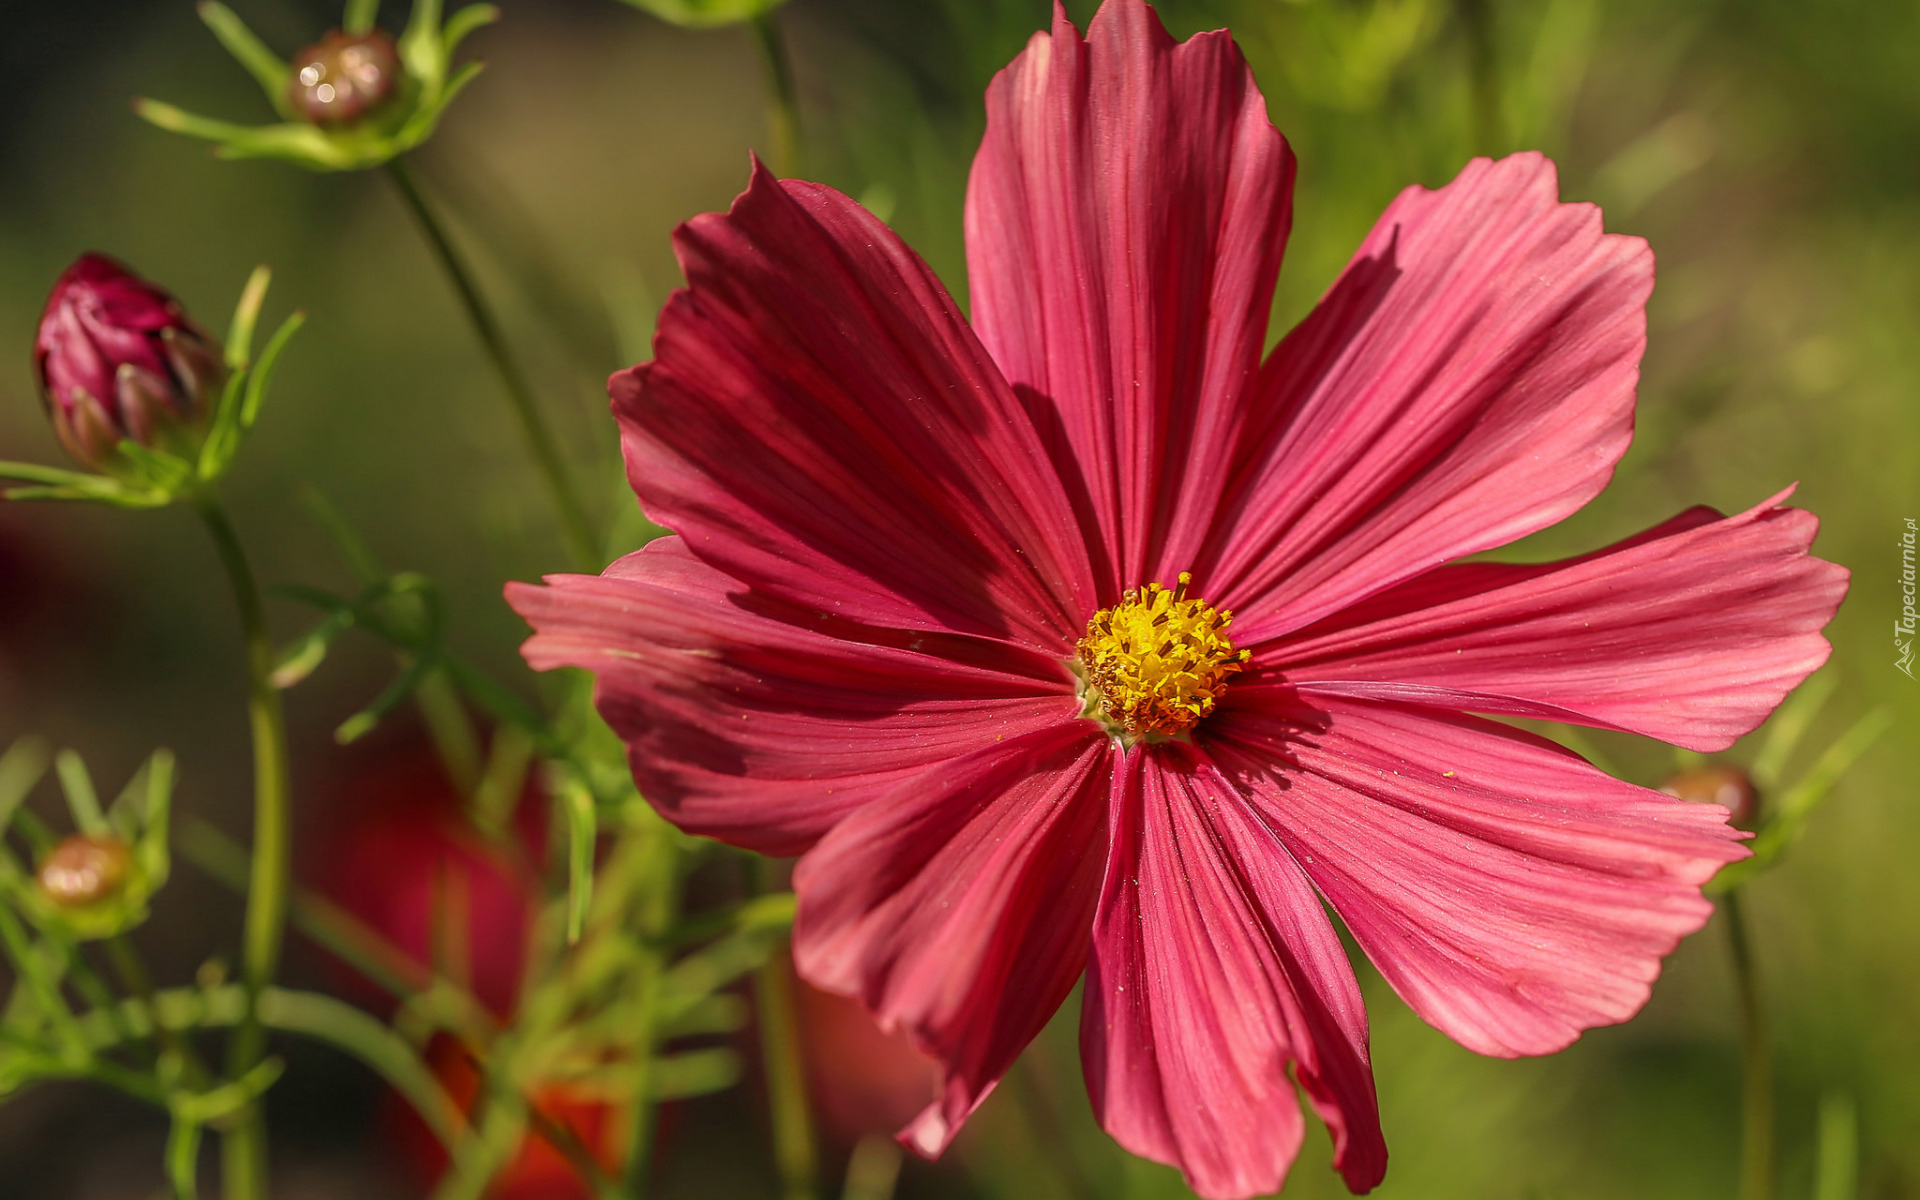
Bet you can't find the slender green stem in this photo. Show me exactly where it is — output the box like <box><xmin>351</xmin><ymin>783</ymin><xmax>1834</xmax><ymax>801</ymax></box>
<box><xmin>197</xmin><ymin>494</ymin><xmax>291</xmax><ymax>1200</ymax></box>
<box><xmin>0</xmin><ymin>904</ymin><xmax>87</xmax><ymax>1058</ymax></box>
<box><xmin>433</xmin><ymin>1079</ymin><xmax>529</xmax><ymax>1200</ymax></box>
<box><xmin>106</xmin><ymin>935</ymin><xmax>209</xmax><ymax>1088</ymax></box>
<box><xmin>750</xmin><ymin>12</ymin><xmax>803</xmax><ymax>178</ymax></box>
<box><xmin>752</xmin><ymin>861</ymin><xmax>816</xmax><ymax>1200</ymax></box>
<box><xmin>523</xmin><ymin>1097</ymin><xmax>621</xmax><ymax>1200</ymax></box>
<box><xmin>178</xmin><ymin>817</ymin><xmax>497</xmax><ymax>1047</ymax></box>
<box><xmin>619</xmin><ymin>817</ymin><xmax>683</xmax><ymax>1197</ymax></box>
<box><xmin>71</xmin><ymin>983</ymin><xmax>470</xmax><ymax>1159</ymax></box>
<box><xmin>1725</xmin><ymin>891</ymin><xmax>1773</xmax><ymax>1200</ymax></box>
<box><xmin>384</xmin><ymin>157</ymin><xmax>598</xmax><ymax>572</ymax></box>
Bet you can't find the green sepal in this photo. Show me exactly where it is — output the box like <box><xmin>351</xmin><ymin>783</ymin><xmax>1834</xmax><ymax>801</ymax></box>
<box><xmin>196</xmin><ymin>1</ymin><xmax>296</xmax><ymax>119</ymax></box>
<box><xmin>1708</xmin><ymin>705</ymin><xmax>1892</xmax><ymax>894</ymax></box>
<box><xmin>562</xmin><ymin>774</ymin><xmax>597</xmax><ymax>946</ymax></box>
<box><xmin>344</xmin><ymin>0</ymin><xmax>382</xmax><ymax>35</ymax></box>
<box><xmin>0</xmin><ymin>739</ymin><xmax>51</xmax><ymax>839</ymax></box>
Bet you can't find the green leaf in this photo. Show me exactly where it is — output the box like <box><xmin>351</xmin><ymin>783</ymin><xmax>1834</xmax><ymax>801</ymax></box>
<box><xmin>336</xmin><ymin>649</ymin><xmax>440</xmax><ymax>744</ymax></box>
<box><xmin>165</xmin><ymin>1110</ymin><xmax>203</xmax><ymax>1200</ymax></box>
<box><xmin>344</xmin><ymin>0</ymin><xmax>383</xmax><ymax>35</ymax></box>
<box><xmin>172</xmin><ymin>1056</ymin><xmax>284</xmax><ymax>1123</ymax></box>
<box><xmin>135</xmin><ymin>98</ymin><xmax>260</xmax><ymax>143</ymax></box>
<box><xmin>300</xmin><ymin>487</ymin><xmax>385</xmax><ymax>584</ymax></box>
<box><xmin>209</xmin><ymin>122</ymin><xmax>363</xmax><ymax>169</ymax></box>
<box><xmin>564</xmin><ymin>777</ymin><xmax>596</xmax><ymax>945</ymax></box>
<box><xmin>1711</xmin><ymin>706</ymin><xmax>1892</xmax><ymax>893</ymax></box>
<box><xmin>54</xmin><ymin>751</ymin><xmax>107</xmax><ymax>837</ymax></box>
<box><xmin>441</xmin><ymin>4</ymin><xmax>501</xmax><ymax>55</ymax></box>
<box><xmin>735</xmin><ymin>889</ymin><xmax>796</xmax><ymax>934</ymax></box>
<box><xmin>197</xmin><ymin>2</ymin><xmax>295</xmax><ymax>116</ymax></box>
<box><xmin>1773</xmin><ymin>707</ymin><xmax>1891</xmax><ymax>826</ymax></box>
<box><xmin>257</xmin><ymin>987</ymin><xmax>467</xmax><ymax>1153</ymax></box>
<box><xmin>656</xmin><ymin>993</ymin><xmax>748</xmax><ymax>1038</ymax></box>
<box><xmin>271</xmin><ymin>607</ymin><xmax>360</xmax><ymax>689</ymax></box>
<box><xmin>134</xmin><ymin>751</ymin><xmax>175</xmax><ymax>896</ymax></box>
<box><xmin>1750</xmin><ymin>669</ymin><xmax>1839</xmax><ymax>789</ymax></box>
<box><xmin>0</xmin><ymin>906</ymin><xmax>85</xmax><ymax>1059</ymax></box>
<box><xmin>197</xmin><ymin>373</ymin><xmax>250</xmax><ymax>481</ymax></box>
<box><xmin>114</xmin><ymin>441</ymin><xmax>194</xmax><ymax>494</ymax></box>
<box><xmin>649</xmin><ymin>1047</ymin><xmax>740</xmax><ymax>1098</ymax></box>
<box><xmin>239</xmin><ymin>309</ymin><xmax>306</xmax><ymax>430</ymax></box>
<box><xmin>471</xmin><ymin>724</ymin><xmax>533</xmax><ymax>838</ymax></box>
<box><xmin>224</xmin><ymin>265</ymin><xmax>273</xmax><ymax>372</ymax></box>
<box><xmin>618</xmin><ymin>0</ymin><xmax>788</xmax><ymax>30</ymax></box>
<box><xmin>399</xmin><ymin>0</ymin><xmax>447</xmax><ymax>80</ymax></box>
<box><xmin>0</xmin><ymin>461</ymin><xmax>105</xmax><ymax>489</ymax></box>
<box><xmin>0</xmin><ymin>738</ymin><xmax>50</xmax><ymax>840</ymax></box>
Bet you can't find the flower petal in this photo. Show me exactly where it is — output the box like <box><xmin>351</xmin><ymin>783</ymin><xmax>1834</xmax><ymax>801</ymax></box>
<box><xmin>1081</xmin><ymin>743</ymin><xmax>1386</xmax><ymax>1200</ymax></box>
<box><xmin>508</xmin><ymin>537</ymin><xmax>1080</xmax><ymax>856</ymax></box>
<box><xmin>1269</xmin><ymin>491</ymin><xmax>1848</xmax><ymax>751</ymax></box>
<box><xmin>966</xmin><ymin>0</ymin><xmax>1296</xmax><ymax>596</ymax></box>
<box><xmin>1206</xmin><ymin>693</ymin><xmax>1748</xmax><ymax>1057</ymax></box>
<box><xmin>792</xmin><ymin>722</ymin><xmax>1110</xmax><ymax>1158</ymax></box>
<box><xmin>617</xmin><ymin>162</ymin><xmax>1096</xmax><ymax>649</ymax></box>
<box><xmin>1207</xmin><ymin>153</ymin><xmax>1652</xmax><ymax>642</ymax></box>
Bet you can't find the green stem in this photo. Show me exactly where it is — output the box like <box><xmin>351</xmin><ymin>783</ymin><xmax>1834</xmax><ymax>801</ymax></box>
<box><xmin>752</xmin><ymin>861</ymin><xmax>816</xmax><ymax>1200</ymax></box>
<box><xmin>105</xmin><ymin>935</ymin><xmax>209</xmax><ymax>1087</ymax></box>
<box><xmin>1725</xmin><ymin>891</ymin><xmax>1774</xmax><ymax>1200</ymax></box>
<box><xmin>197</xmin><ymin>494</ymin><xmax>291</xmax><ymax>1200</ymax></box>
<box><xmin>70</xmin><ymin>984</ymin><xmax>470</xmax><ymax>1159</ymax></box>
<box><xmin>0</xmin><ymin>904</ymin><xmax>88</xmax><ymax>1059</ymax></box>
<box><xmin>433</xmin><ymin>1079</ymin><xmax>529</xmax><ymax>1200</ymax></box>
<box><xmin>750</xmin><ymin>12</ymin><xmax>803</xmax><ymax>178</ymax></box>
<box><xmin>384</xmin><ymin>157</ymin><xmax>598</xmax><ymax>572</ymax></box>
<box><xmin>619</xmin><ymin>817</ymin><xmax>683</xmax><ymax>1197</ymax></box>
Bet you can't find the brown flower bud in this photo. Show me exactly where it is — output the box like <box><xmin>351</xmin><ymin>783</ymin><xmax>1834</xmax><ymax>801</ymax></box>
<box><xmin>36</xmin><ymin>834</ymin><xmax>133</xmax><ymax>908</ymax></box>
<box><xmin>288</xmin><ymin>30</ymin><xmax>402</xmax><ymax>126</ymax></box>
<box><xmin>1660</xmin><ymin>765</ymin><xmax>1760</xmax><ymax>829</ymax></box>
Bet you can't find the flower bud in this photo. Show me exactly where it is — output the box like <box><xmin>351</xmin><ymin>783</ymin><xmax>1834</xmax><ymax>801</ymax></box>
<box><xmin>1661</xmin><ymin>765</ymin><xmax>1760</xmax><ymax>829</ymax></box>
<box><xmin>288</xmin><ymin>30</ymin><xmax>402</xmax><ymax>126</ymax></box>
<box><xmin>33</xmin><ymin>254</ymin><xmax>226</xmax><ymax>473</ymax></box>
<box><xmin>36</xmin><ymin>834</ymin><xmax>133</xmax><ymax>908</ymax></box>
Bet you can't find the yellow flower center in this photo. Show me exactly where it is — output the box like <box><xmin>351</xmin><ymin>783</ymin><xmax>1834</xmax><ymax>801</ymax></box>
<box><xmin>1075</xmin><ymin>573</ymin><xmax>1249</xmax><ymax>742</ymax></box>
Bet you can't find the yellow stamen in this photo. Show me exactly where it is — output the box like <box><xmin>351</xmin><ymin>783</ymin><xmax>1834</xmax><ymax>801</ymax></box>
<box><xmin>1075</xmin><ymin>572</ymin><xmax>1249</xmax><ymax>742</ymax></box>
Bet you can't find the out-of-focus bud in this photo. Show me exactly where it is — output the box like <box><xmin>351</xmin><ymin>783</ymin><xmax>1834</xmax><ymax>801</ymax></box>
<box><xmin>33</xmin><ymin>255</ymin><xmax>225</xmax><ymax>473</ymax></box>
<box><xmin>1661</xmin><ymin>765</ymin><xmax>1761</xmax><ymax>829</ymax></box>
<box><xmin>288</xmin><ymin>30</ymin><xmax>402</xmax><ymax>126</ymax></box>
<box><xmin>37</xmin><ymin>834</ymin><xmax>133</xmax><ymax>908</ymax></box>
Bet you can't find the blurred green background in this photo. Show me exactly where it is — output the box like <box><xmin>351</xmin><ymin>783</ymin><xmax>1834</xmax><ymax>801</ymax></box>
<box><xmin>0</xmin><ymin>0</ymin><xmax>1915</xmax><ymax>1195</ymax></box>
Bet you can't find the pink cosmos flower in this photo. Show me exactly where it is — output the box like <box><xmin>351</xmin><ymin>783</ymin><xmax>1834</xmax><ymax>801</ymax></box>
<box><xmin>508</xmin><ymin>2</ymin><xmax>1847</xmax><ymax>1194</ymax></box>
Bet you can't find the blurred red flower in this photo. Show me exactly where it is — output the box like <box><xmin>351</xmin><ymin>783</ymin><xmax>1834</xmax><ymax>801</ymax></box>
<box><xmin>314</xmin><ymin>745</ymin><xmax>621</xmax><ymax>1198</ymax></box>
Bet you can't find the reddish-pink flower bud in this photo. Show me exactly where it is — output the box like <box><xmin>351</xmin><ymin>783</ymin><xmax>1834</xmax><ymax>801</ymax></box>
<box><xmin>33</xmin><ymin>254</ymin><xmax>225</xmax><ymax>472</ymax></box>
<box><xmin>288</xmin><ymin>30</ymin><xmax>402</xmax><ymax>126</ymax></box>
<box><xmin>1661</xmin><ymin>765</ymin><xmax>1761</xmax><ymax>828</ymax></box>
